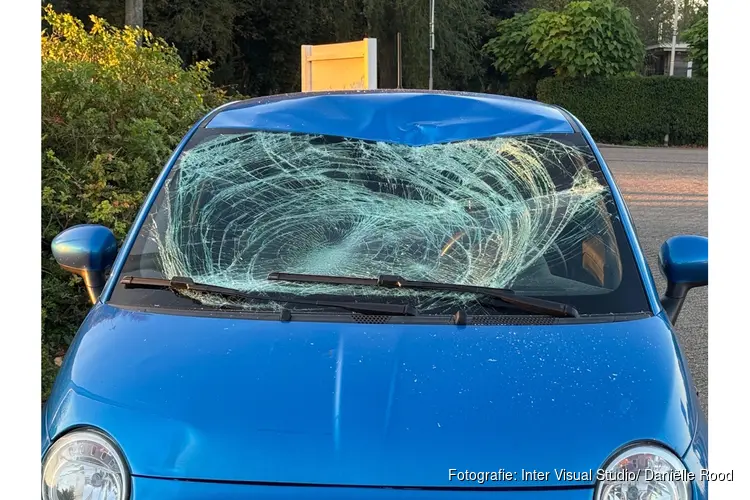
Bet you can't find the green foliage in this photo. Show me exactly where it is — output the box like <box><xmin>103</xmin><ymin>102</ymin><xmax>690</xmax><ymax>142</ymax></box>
<box><xmin>683</xmin><ymin>12</ymin><xmax>708</xmax><ymax>76</ymax></box>
<box><xmin>483</xmin><ymin>8</ymin><xmax>541</xmax><ymax>78</ymax></box>
<box><xmin>537</xmin><ymin>76</ymin><xmax>707</xmax><ymax>146</ymax></box>
<box><xmin>484</xmin><ymin>0</ymin><xmax>644</xmax><ymax>79</ymax></box>
<box><xmin>50</xmin><ymin>0</ymin><xmax>501</xmax><ymax>95</ymax></box>
<box><xmin>531</xmin><ymin>1</ymin><xmax>707</xmax><ymax>45</ymax></box>
<box><xmin>41</xmin><ymin>5</ymin><xmax>226</xmax><ymax>399</ymax></box>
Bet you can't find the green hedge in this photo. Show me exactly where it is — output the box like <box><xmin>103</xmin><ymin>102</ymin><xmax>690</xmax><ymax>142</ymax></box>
<box><xmin>536</xmin><ymin>76</ymin><xmax>708</xmax><ymax>146</ymax></box>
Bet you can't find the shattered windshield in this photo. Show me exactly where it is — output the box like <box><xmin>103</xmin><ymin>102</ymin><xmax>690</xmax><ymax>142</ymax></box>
<box><xmin>111</xmin><ymin>130</ymin><xmax>649</xmax><ymax>316</ymax></box>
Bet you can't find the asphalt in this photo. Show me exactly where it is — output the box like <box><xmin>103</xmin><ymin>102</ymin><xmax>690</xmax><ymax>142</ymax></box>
<box><xmin>600</xmin><ymin>146</ymin><xmax>708</xmax><ymax>416</ymax></box>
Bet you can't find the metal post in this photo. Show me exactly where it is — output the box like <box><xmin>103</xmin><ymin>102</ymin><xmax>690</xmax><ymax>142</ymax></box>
<box><xmin>397</xmin><ymin>32</ymin><xmax>402</xmax><ymax>89</ymax></box>
<box><xmin>429</xmin><ymin>0</ymin><xmax>435</xmax><ymax>90</ymax></box>
<box><xmin>669</xmin><ymin>0</ymin><xmax>680</xmax><ymax>76</ymax></box>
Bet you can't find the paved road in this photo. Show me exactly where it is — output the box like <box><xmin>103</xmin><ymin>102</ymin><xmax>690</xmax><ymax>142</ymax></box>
<box><xmin>600</xmin><ymin>146</ymin><xmax>708</xmax><ymax>415</ymax></box>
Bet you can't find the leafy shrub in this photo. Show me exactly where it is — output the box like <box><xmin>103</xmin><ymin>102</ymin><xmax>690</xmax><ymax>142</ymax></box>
<box><xmin>683</xmin><ymin>13</ymin><xmax>708</xmax><ymax>76</ymax></box>
<box><xmin>483</xmin><ymin>0</ymin><xmax>644</xmax><ymax>79</ymax></box>
<box><xmin>536</xmin><ymin>76</ymin><xmax>708</xmax><ymax>146</ymax></box>
<box><xmin>41</xmin><ymin>4</ymin><xmax>226</xmax><ymax>399</ymax></box>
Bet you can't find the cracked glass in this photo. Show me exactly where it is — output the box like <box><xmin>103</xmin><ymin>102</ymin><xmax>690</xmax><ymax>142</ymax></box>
<box><xmin>111</xmin><ymin>130</ymin><xmax>649</xmax><ymax>316</ymax></box>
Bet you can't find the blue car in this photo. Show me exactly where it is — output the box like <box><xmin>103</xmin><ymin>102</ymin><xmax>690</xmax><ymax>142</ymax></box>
<box><xmin>43</xmin><ymin>90</ymin><xmax>708</xmax><ymax>500</ymax></box>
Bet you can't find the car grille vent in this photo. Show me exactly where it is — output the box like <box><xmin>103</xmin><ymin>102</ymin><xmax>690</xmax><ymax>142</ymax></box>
<box><xmin>351</xmin><ymin>313</ymin><xmax>393</xmax><ymax>324</ymax></box>
<box><xmin>349</xmin><ymin>314</ymin><xmax>558</xmax><ymax>325</ymax></box>
<box><xmin>470</xmin><ymin>316</ymin><xmax>558</xmax><ymax>326</ymax></box>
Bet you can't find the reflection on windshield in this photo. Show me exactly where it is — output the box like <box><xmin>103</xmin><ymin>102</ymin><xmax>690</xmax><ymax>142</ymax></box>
<box><xmin>136</xmin><ymin>132</ymin><xmax>619</xmax><ymax>311</ymax></box>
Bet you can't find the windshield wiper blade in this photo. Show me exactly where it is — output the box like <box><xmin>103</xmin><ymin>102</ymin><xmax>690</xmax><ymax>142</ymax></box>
<box><xmin>267</xmin><ymin>272</ymin><xmax>579</xmax><ymax>318</ymax></box>
<box><xmin>120</xmin><ymin>276</ymin><xmax>418</xmax><ymax>316</ymax></box>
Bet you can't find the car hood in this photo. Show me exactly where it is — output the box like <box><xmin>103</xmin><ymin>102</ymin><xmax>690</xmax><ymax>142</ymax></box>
<box><xmin>45</xmin><ymin>304</ymin><xmax>698</xmax><ymax>488</ymax></box>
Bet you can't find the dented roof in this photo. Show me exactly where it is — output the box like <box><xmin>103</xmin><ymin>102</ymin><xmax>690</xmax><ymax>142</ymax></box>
<box><xmin>206</xmin><ymin>90</ymin><xmax>576</xmax><ymax>146</ymax></box>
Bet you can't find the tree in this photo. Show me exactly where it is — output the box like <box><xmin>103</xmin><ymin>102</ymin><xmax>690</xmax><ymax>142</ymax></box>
<box><xmin>484</xmin><ymin>0</ymin><xmax>644</xmax><ymax>78</ymax></box>
<box><xmin>531</xmin><ymin>0</ymin><xmax>707</xmax><ymax>45</ymax></box>
<box><xmin>363</xmin><ymin>0</ymin><xmax>489</xmax><ymax>90</ymax></box>
<box><xmin>615</xmin><ymin>0</ymin><xmax>706</xmax><ymax>45</ymax></box>
<box><xmin>49</xmin><ymin>0</ymin><xmax>503</xmax><ymax>95</ymax></box>
<box><xmin>532</xmin><ymin>0</ymin><xmax>570</xmax><ymax>9</ymax></box>
<box><xmin>486</xmin><ymin>0</ymin><xmax>536</xmax><ymax>17</ymax></box>
<box><xmin>125</xmin><ymin>0</ymin><xmax>143</xmax><ymax>27</ymax></box>
<box><xmin>683</xmin><ymin>9</ymin><xmax>707</xmax><ymax>75</ymax></box>
<box><xmin>41</xmin><ymin>4</ymin><xmax>225</xmax><ymax>399</ymax></box>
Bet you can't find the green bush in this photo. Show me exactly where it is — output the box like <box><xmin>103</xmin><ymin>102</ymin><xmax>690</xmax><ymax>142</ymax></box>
<box><xmin>536</xmin><ymin>76</ymin><xmax>708</xmax><ymax>146</ymax></box>
<box><xmin>42</xmin><ymin>5</ymin><xmax>227</xmax><ymax>400</ymax></box>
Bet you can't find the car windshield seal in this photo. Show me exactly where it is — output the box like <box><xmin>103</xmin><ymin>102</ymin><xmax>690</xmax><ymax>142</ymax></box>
<box><xmin>267</xmin><ymin>272</ymin><xmax>580</xmax><ymax>318</ymax></box>
<box><xmin>119</xmin><ymin>276</ymin><xmax>418</xmax><ymax>316</ymax></box>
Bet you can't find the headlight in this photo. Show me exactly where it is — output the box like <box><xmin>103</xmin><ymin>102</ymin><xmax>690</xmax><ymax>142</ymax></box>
<box><xmin>42</xmin><ymin>429</ymin><xmax>129</xmax><ymax>500</ymax></box>
<box><xmin>595</xmin><ymin>444</ymin><xmax>692</xmax><ymax>500</ymax></box>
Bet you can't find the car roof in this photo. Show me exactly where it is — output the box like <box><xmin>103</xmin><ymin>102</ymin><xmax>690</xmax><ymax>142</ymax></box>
<box><xmin>205</xmin><ymin>90</ymin><xmax>577</xmax><ymax>146</ymax></box>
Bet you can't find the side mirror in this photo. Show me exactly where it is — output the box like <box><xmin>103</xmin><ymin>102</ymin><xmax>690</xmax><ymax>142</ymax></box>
<box><xmin>659</xmin><ymin>235</ymin><xmax>708</xmax><ymax>325</ymax></box>
<box><xmin>51</xmin><ymin>224</ymin><xmax>118</xmax><ymax>304</ymax></box>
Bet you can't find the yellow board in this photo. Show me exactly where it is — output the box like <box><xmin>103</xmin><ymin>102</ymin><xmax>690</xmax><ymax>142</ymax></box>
<box><xmin>301</xmin><ymin>39</ymin><xmax>377</xmax><ymax>92</ymax></box>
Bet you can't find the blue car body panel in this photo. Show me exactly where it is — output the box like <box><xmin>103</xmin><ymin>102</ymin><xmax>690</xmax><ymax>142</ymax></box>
<box><xmin>205</xmin><ymin>91</ymin><xmax>575</xmax><ymax>145</ymax></box>
<box><xmin>46</xmin><ymin>303</ymin><xmax>697</xmax><ymax>488</ymax></box>
<box><xmin>44</xmin><ymin>90</ymin><xmax>707</xmax><ymax>497</ymax></box>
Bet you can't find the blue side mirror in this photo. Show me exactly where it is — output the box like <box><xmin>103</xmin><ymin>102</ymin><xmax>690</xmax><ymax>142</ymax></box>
<box><xmin>658</xmin><ymin>235</ymin><xmax>708</xmax><ymax>325</ymax></box>
<box><xmin>51</xmin><ymin>224</ymin><xmax>118</xmax><ymax>304</ymax></box>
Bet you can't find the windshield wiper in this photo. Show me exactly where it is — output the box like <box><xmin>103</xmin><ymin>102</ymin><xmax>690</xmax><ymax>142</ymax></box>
<box><xmin>120</xmin><ymin>276</ymin><xmax>418</xmax><ymax>316</ymax></box>
<box><xmin>267</xmin><ymin>272</ymin><xmax>579</xmax><ymax>318</ymax></box>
